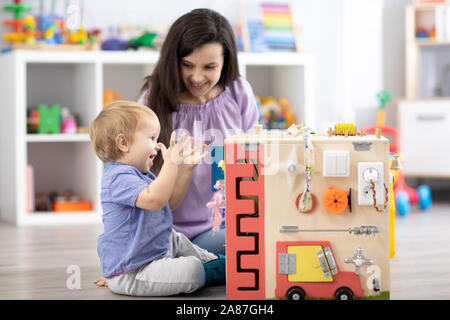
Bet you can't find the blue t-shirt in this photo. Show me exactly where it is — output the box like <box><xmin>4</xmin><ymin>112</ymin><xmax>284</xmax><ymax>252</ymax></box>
<box><xmin>97</xmin><ymin>162</ymin><xmax>172</xmax><ymax>278</ymax></box>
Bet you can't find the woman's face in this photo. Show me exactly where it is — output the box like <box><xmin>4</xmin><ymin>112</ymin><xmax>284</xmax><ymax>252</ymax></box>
<box><xmin>180</xmin><ymin>42</ymin><xmax>224</xmax><ymax>104</ymax></box>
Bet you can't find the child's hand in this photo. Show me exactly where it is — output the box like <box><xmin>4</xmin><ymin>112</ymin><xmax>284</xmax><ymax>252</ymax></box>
<box><xmin>182</xmin><ymin>138</ymin><xmax>209</xmax><ymax>169</ymax></box>
<box><xmin>158</xmin><ymin>132</ymin><xmax>192</xmax><ymax>166</ymax></box>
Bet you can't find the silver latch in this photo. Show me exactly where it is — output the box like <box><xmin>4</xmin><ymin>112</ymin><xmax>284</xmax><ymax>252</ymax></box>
<box><xmin>344</xmin><ymin>248</ymin><xmax>373</xmax><ymax>275</ymax></box>
<box><xmin>278</xmin><ymin>253</ymin><xmax>296</xmax><ymax>274</ymax></box>
<box><xmin>316</xmin><ymin>250</ymin><xmax>331</xmax><ymax>278</ymax></box>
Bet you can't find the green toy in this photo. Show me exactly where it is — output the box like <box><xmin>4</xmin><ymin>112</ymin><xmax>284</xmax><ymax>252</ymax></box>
<box><xmin>37</xmin><ymin>104</ymin><xmax>61</xmax><ymax>134</ymax></box>
<box><xmin>376</xmin><ymin>89</ymin><xmax>392</xmax><ymax>128</ymax></box>
<box><xmin>128</xmin><ymin>32</ymin><xmax>157</xmax><ymax>49</ymax></box>
<box><xmin>3</xmin><ymin>1</ymin><xmax>32</xmax><ymax>20</ymax></box>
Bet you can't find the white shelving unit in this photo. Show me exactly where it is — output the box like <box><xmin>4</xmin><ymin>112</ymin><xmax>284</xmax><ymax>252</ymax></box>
<box><xmin>405</xmin><ymin>2</ymin><xmax>450</xmax><ymax>99</ymax></box>
<box><xmin>0</xmin><ymin>50</ymin><xmax>315</xmax><ymax>226</ymax></box>
<box><xmin>400</xmin><ymin>3</ymin><xmax>450</xmax><ymax>178</ymax></box>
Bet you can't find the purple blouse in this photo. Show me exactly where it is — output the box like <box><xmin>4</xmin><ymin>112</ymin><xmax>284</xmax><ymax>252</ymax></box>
<box><xmin>138</xmin><ymin>76</ymin><xmax>259</xmax><ymax>239</ymax></box>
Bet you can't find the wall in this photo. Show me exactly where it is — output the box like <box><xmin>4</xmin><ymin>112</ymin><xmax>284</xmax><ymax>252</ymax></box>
<box><xmin>0</xmin><ymin>0</ymin><xmax>409</xmax><ymax>130</ymax></box>
<box><xmin>382</xmin><ymin>0</ymin><xmax>410</xmax><ymax>128</ymax></box>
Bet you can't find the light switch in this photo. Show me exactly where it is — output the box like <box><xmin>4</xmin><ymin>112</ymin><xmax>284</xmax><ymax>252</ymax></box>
<box><xmin>323</xmin><ymin>151</ymin><xmax>349</xmax><ymax>177</ymax></box>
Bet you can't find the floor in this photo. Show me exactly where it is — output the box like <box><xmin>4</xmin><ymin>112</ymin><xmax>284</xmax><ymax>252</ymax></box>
<box><xmin>0</xmin><ymin>202</ymin><xmax>449</xmax><ymax>300</ymax></box>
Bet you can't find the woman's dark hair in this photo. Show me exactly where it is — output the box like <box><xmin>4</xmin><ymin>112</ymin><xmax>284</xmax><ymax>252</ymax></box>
<box><xmin>141</xmin><ymin>8</ymin><xmax>240</xmax><ymax>173</ymax></box>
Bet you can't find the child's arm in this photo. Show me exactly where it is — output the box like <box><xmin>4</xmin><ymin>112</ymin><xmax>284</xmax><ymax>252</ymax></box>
<box><xmin>135</xmin><ymin>132</ymin><xmax>190</xmax><ymax>211</ymax></box>
<box><xmin>168</xmin><ymin>166</ymin><xmax>194</xmax><ymax>210</ymax></box>
<box><xmin>169</xmin><ymin>140</ymin><xmax>208</xmax><ymax>210</ymax></box>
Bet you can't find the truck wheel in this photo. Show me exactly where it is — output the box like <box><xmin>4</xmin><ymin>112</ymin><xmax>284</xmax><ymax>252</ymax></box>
<box><xmin>334</xmin><ymin>287</ymin><xmax>354</xmax><ymax>300</ymax></box>
<box><xmin>286</xmin><ymin>287</ymin><xmax>306</xmax><ymax>300</ymax></box>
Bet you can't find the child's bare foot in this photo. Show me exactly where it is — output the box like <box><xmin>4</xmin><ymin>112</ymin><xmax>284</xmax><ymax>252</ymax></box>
<box><xmin>93</xmin><ymin>277</ymin><xmax>107</xmax><ymax>287</ymax></box>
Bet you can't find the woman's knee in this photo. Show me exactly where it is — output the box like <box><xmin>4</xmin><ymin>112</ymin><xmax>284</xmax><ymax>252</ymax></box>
<box><xmin>191</xmin><ymin>229</ymin><xmax>225</xmax><ymax>255</ymax></box>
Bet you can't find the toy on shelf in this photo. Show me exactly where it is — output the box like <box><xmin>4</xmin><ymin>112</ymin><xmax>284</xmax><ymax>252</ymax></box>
<box><xmin>25</xmin><ymin>164</ymin><xmax>35</xmax><ymax>212</ymax></box>
<box><xmin>128</xmin><ymin>32</ymin><xmax>158</xmax><ymax>50</ymax></box>
<box><xmin>2</xmin><ymin>1</ymin><xmax>32</xmax><ymax>37</ymax></box>
<box><xmin>34</xmin><ymin>190</ymin><xmax>92</xmax><ymax>213</ymax></box>
<box><xmin>53</xmin><ymin>196</ymin><xmax>93</xmax><ymax>213</ymax></box>
<box><xmin>222</xmin><ymin>123</ymin><xmax>391</xmax><ymax>299</ymax></box>
<box><xmin>103</xmin><ymin>89</ymin><xmax>122</xmax><ymax>107</ymax></box>
<box><xmin>101</xmin><ymin>25</ymin><xmax>159</xmax><ymax>51</ymax></box>
<box><xmin>27</xmin><ymin>104</ymin><xmax>61</xmax><ymax>134</ymax></box>
<box><xmin>257</xmin><ymin>96</ymin><xmax>296</xmax><ymax>130</ymax></box>
<box><xmin>363</xmin><ymin>90</ymin><xmax>432</xmax><ymax>216</ymax></box>
<box><xmin>236</xmin><ymin>1</ymin><xmax>301</xmax><ymax>52</ymax></box>
<box><xmin>60</xmin><ymin>107</ymin><xmax>77</xmax><ymax>134</ymax></box>
<box><xmin>2</xmin><ymin>0</ymin><xmax>101</xmax><ymax>50</ymax></box>
<box><xmin>27</xmin><ymin>104</ymin><xmax>81</xmax><ymax>134</ymax></box>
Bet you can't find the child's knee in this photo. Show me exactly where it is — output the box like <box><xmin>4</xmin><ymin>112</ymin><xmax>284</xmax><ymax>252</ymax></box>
<box><xmin>183</xmin><ymin>256</ymin><xmax>206</xmax><ymax>286</ymax></box>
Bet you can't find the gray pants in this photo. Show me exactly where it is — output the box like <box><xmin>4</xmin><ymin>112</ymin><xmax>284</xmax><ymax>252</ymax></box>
<box><xmin>106</xmin><ymin>229</ymin><xmax>217</xmax><ymax>297</ymax></box>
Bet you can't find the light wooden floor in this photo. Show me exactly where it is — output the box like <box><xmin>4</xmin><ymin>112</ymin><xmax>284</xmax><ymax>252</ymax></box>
<box><xmin>1</xmin><ymin>202</ymin><xmax>449</xmax><ymax>300</ymax></box>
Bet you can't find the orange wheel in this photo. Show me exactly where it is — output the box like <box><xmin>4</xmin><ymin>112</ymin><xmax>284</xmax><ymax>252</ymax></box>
<box><xmin>323</xmin><ymin>187</ymin><xmax>348</xmax><ymax>214</ymax></box>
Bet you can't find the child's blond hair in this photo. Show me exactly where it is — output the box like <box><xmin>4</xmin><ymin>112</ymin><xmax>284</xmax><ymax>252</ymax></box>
<box><xmin>90</xmin><ymin>100</ymin><xmax>158</xmax><ymax>163</ymax></box>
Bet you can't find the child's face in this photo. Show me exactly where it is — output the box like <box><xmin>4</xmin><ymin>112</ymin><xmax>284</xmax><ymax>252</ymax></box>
<box><xmin>180</xmin><ymin>42</ymin><xmax>224</xmax><ymax>103</ymax></box>
<box><xmin>127</xmin><ymin>116</ymin><xmax>160</xmax><ymax>174</ymax></box>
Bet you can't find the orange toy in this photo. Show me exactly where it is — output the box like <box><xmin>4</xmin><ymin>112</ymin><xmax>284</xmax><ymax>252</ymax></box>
<box><xmin>322</xmin><ymin>187</ymin><xmax>348</xmax><ymax>214</ymax></box>
<box><xmin>53</xmin><ymin>201</ymin><xmax>93</xmax><ymax>212</ymax></box>
<box><xmin>103</xmin><ymin>89</ymin><xmax>122</xmax><ymax>107</ymax></box>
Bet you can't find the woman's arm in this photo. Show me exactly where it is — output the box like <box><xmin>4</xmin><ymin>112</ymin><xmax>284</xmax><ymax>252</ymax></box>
<box><xmin>169</xmin><ymin>140</ymin><xmax>208</xmax><ymax>210</ymax></box>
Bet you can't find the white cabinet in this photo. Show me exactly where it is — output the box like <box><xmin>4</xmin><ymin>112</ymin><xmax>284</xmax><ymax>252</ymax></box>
<box><xmin>398</xmin><ymin>99</ymin><xmax>450</xmax><ymax>177</ymax></box>
<box><xmin>0</xmin><ymin>50</ymin><xmax>314</xmax><ymax>226</ymax></box>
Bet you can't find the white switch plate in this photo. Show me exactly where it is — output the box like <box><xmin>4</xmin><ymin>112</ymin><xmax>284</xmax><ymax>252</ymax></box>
<box><xmin>323</xmin><ymin>151</ymin><xmax>350</xmax><ymax>177</ymax></box>
<box><xmin>358</xmin><ymin>162</ymin><xmax>384</xmax><ymax>206</ymax></box>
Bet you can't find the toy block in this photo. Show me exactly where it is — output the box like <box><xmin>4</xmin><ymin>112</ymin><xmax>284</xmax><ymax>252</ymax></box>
<box><xmin>37</xmin><ymin>104</ymin><xmax>61</xmax><ymax>134</ymax></box>
<box><xmin>53</xmin><ymin>201</ymin><xmax>93</xmax><ymax>212</ymax></box>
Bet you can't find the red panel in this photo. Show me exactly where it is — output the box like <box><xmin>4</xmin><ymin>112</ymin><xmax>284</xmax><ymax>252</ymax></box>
<box><xmin>225</xmin><ymin>143</ymin><xmax>265</xmax><ymax>300</ymax></box>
